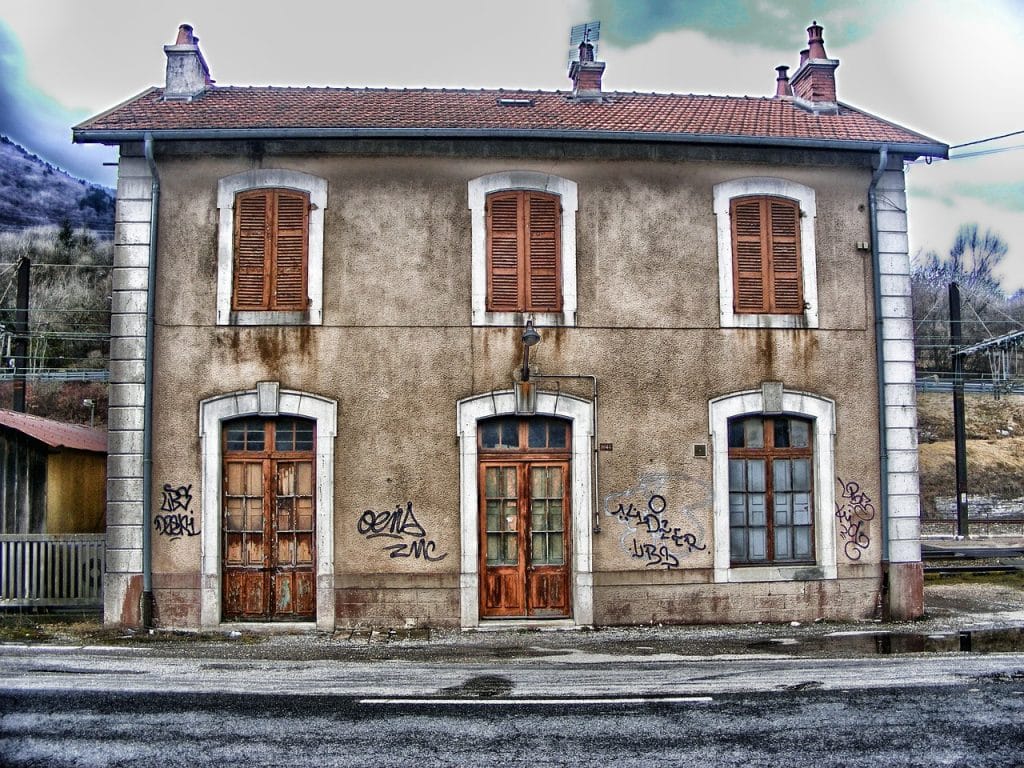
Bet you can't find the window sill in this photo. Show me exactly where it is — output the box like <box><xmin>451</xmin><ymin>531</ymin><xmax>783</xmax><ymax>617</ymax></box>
<box><xmin>720</xmin><ymin>312</ymin><xmax>817</xmax><ymax>330</ymax></box>
<box><xmin>473</xmin><ymin>310</ymin><xmax>576</xmax><ymax>328</ymax></box>
<box><xmin>716</xmin><ymin>563</ymin><xmax>836</xmax><ymax>583</ymax></box>
<box><xmin>218</xmin><ymin>309</ymin><xmax>322</xmax><ymax>326</ymax></box>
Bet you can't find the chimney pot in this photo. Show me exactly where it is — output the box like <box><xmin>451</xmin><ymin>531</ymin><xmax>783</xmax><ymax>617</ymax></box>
<box><xmin>806</xmin><ymin>20</ymin><xmax>828</xmax><ymax>59</ymax></box>
<box><xmin>774</xmin><ymin>65</ymin><xmax>792</xmax><ymax>97</ymax></box>
<box><xmin>175</xmin><ymin>24</ymin><xmax>195</xmax><ymax>45</ymax></box>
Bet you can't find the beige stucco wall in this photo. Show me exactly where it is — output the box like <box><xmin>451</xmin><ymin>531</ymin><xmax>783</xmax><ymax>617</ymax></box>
<box><xmin>145</xmin><ymin>146</ymin><xmax>884</xmax><ymax>628</ymax></box>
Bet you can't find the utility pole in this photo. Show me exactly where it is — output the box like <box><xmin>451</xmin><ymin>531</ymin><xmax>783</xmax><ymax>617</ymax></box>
<box><xmin>949</xmin><ymin>283</ymin><xmax>968</xmax><ymax>538</ymax></box>
<box><xmin>12</xmin><ymin>257</ymin><xmax>29</xmax><ymax>413</ymax></box>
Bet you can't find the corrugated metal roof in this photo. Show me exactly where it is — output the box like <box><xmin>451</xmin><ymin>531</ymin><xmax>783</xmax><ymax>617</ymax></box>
<box><xmin>73</xmin><ymin>86</ymin><xmax>947</xmax><ymax>156</ymax></box>
<box><xmin>0</xmin><ymin>410</ymin><xmax>107</xmax><ymax>453</ymax></box>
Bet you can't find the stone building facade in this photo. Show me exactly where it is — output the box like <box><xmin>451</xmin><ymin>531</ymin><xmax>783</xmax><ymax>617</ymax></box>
<box><xmin>75</xmin><ymin>22</ymin><xmax>947</xmax><ymax>631</ymax></box>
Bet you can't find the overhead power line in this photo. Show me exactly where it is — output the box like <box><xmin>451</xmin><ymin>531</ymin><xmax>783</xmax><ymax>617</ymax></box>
<box><xmin>950</xmin><ymin>129</ymin><xmax>1024</xmax><ymax>150</ymax></box>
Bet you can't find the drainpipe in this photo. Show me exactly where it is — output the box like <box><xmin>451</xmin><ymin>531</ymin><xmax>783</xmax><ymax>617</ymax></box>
<box><xmin>141</xmin><ymin>133</ymin><xmax>159</xmax><ymax>628</ymax></box>
<box><xmin>868</xmin><ymin>145</ymin><xmax>890</xmax><ymax>575</ymax></box>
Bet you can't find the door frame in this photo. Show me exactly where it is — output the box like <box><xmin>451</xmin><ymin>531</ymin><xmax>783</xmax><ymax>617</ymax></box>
<box><xmin>199</xmin><ymin>382</ymin><xmax>337</xmax><ymax>630</ymax></box>
<box><xmin>457</xmin><ymin>390</ymin><xmax>594</xmax><ymax>628</ymax></box>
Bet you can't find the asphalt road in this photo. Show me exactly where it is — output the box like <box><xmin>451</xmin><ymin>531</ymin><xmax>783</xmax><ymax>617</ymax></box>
<box><xmin>1</xmin><ymin>646</ymin><xmax>1023</xmax><ymax>766</ymax></box>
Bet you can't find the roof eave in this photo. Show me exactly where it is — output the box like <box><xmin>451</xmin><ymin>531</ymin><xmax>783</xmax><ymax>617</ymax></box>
<box><xmin>72</xmin><ymin>126</ymin><xmax>948</xmax><ymax>159</ymax></box>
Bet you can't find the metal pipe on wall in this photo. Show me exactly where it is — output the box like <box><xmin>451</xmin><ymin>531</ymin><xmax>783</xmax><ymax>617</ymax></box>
<box><xmin>141</xmin><ymin>133</ymin><xmax>160</xmax><ymax>628</ymax></box>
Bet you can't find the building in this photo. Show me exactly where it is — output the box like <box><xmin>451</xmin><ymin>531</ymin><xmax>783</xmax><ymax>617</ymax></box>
<box><xmin>0</xmin><ymin>409</ymin><xmax>106</xmax><ymax>534</ymax></box>
<box><xmin>73</xmin><ymin>22</ymin><xmax>947</xmax><ymax>631</ymax></box>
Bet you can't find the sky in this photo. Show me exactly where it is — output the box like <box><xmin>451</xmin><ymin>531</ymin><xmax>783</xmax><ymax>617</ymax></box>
<box><xmin>1</xmin><ymin>0</ymin><xmax>1023</xmax><ymax>291</ymax></box>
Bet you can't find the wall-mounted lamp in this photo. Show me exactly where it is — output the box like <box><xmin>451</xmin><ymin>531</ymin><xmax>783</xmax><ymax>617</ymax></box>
<box><xmin>520</xmin><ymin>320</ymin><xmax>541</xmax><ymax>382</ymax></box>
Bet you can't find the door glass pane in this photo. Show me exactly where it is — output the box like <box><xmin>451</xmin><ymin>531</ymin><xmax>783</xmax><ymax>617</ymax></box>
<box><xmin>743</xmin><ymin>418</ymin><xmax>764</xmax><ymax>449</ymax></box>
<box><xmin>774</xmin><ymin>418</ymin><xmax>790</xmax><ymax>448</ymax></box>
<box><xmin>775</xmin><ymin>527</ymin><xmax>791</xmax><ymax>559</ymax></box>
<box><xmin>790</xmin><ymin>419</ymin><xmax>810</xmax><ymax>448</ymax></box>
<box><xmin>728</xmin><ymin>419</ymin><xmax>745</xmax><ymax>448</ymax></box>
<box><xmin>729</xmin><ymin>459</ymin><xmax>745</xmax><ymax>491</ymax></box>
<box><xmin>746</xmin><ymin>460</ymin><xmax>765</xmax><ymax>492</ymax></box>
<box><xmin>730</xmin><ymin>528</ymin><xmax>747</xmax><ymax>560</ymax></box>
<box><xmin>792</xmin><ymin>459</ymin><xmax>811</xmax><ymax>491</ymax></box>
<box><xmin>748</xmin><ymin>528</ymin><xmax>767</xmax><ymax>560</ymax></box>
<box><xmin>548</xmin><ymin>422</ymin><xmax>567</xmax><ymax>448</ymax></box>
<box><xmin>774</xmin><ymin>459</ymin><xmax>791</xmax><ymax>491</ymax></box>
<box><xmin>793</xmin><ymin>494</ymin><xmax>812</xmax><ymax>525</ymax></box>
<box><xmin>548</xmin><ymin>532</ymin><xmax>564</xmax><ymax>565</ymax></box>
<box><xmin>528</xmin><ymin>420</ymin><xmax>547</xmax><ymax>448</ymax></box>
<box><xmin>481</xmin><ymin>422</ymin><xmax>499</xmax><ymax>449</ymax></box>
<box><xmin>794</xmin><ymin>527</ymin><xmax>813</xmax><ymax>558</ymax></box>
<box><xmin>531</xmin><ymin>533</ymin><xmax>546</xmax><ymax>564</ymax></box>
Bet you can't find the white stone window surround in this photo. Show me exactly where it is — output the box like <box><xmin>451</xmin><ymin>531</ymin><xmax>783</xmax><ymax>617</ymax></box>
<box><xmin>468</xmin><ymin>172</ymin><xmax>578</xmax><ymax>327</ymax></box>
<box><xmin>713</xmin><ymin>177</ymin><xmax>819</xmax><ymax>329</ymax></box>
<box><xmin>709</xmin><ymin>389</ymin><xmax>837</xmax><ymax>583</ymax></box>
<box><xmin>456</xmin><ymin>391</ymin><xmax>594</xmax><ymax>627</ymax></box>
<box><xmin>199</xmin><ymin>382</ymin><xmax>338</xmax><ymax>631</ymax></box>
<box><xmin>216</xmin><ymin>169</ymin><xmax>328</xmax><ymax>326</ymax></box>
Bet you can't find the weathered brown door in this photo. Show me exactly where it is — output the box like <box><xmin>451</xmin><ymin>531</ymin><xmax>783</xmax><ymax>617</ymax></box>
<box><xmin>222</xmin><ymin>418</ymin><xmax>315</xmax><ymax>621</ymax></box>
<box><xmin>479</xmin><ymin>417</ymin><xmax>571</xmax><ymax>618</ymax></box>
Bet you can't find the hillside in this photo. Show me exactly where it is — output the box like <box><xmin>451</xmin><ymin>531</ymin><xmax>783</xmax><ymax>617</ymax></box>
<box><xmin>917</xmin><ymin>392</ymin><xmax>1024</xmax><ymax>516</ymax></box>
<box><xmin>0</xmin><ymin>135</ymin><xmax>114</xmax><ymax>233</ymax></box>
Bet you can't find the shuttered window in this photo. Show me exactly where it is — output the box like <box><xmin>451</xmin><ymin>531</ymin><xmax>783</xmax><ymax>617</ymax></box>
<box><xmin>232</xmin><ymin>188</ymin><xmax>310</xmax><ymax>312</ymax></box>
<box><xmin>731</xmin><ymin>196</ymin><xmax>803</xmax><ymax>315</ymax></box>
<box><xmin>486</xmin><ymin>191</ymin><xmax>562</xmax><ymax>313</ymax></box>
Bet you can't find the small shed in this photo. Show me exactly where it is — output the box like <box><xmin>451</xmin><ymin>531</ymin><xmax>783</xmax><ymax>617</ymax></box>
<box><xmin>0</xmin><ymin>410</ymin><xmax>107</xmax><ymax>534</ymax></box>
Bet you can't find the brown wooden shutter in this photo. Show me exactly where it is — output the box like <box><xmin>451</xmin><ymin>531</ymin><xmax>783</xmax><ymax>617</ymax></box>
<box><xmin>486</xmin><ymin>190</ymin><xmax>562</xmax><ymax>313</ymax></box>
<box><xmin>271</xmin><ymin>190</ymin><xmax>309</xmax><ymax>311</ymax></box>
<box><xmin>232</xmin><ymin>189</ymin><xmax>310</xmax><ymax>312</ymax></box>
<box><xmin>525</xmin><ymin>193</ymin><xmax>561</xmax><ymax>312</ymax></box>
<box><xmin>233</xmin><ymin>190</ymin><xmax>272</xmax><ymax>310</ymax></box>
<box><xmin>731</xmin><ymin>196</ymin><xmax>803</xmax><ymax>315</ymax></box>
<box><xmin>487</xmin><ymin>192</ymin><xmax>523</xmax><ymax>311</ymax></box>
<box><xmin>767</xmin><ymin>198</ymin><xmax>802</xmax><ymax>313</ymax></box>
<box><xmin>732</xmin><ymin>197</ymin><xmax>768</xmax><ymax>313</ymax></box>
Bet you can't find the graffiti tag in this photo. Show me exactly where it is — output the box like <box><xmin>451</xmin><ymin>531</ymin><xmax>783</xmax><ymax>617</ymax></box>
<box><xmin>358</xmin><ymin>501</ymin><xmax>448</xmax><ymax>562</ymax></box>
<box><xmin>155</xmin><ymin>483</ymin><xmax>200</xmax><ymax>540</ymax></box>
<box><xmin>835</xmin><ymin>477</ymin><xmax>875</xmax><ymax>560</ymax></box>
<box><xmin>604</xmin><ymin>475</ymin><xmax>708</xmax><ymax>569</ymax></box>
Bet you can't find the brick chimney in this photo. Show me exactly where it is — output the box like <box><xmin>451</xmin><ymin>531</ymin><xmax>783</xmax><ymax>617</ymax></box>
<box><xmin>568</xmin><ymin>40</ymin><xmax>606</xmax><ymax>101</ymax></box>
<box><xmin>789</xmin><ymin>21</ymin><xmax>839</xmax><ymax>112</ymax></box>
<box><xmin>163</xmin><ymin>24</ymin><xmax>213</xmax><ymax>101</ymax></box>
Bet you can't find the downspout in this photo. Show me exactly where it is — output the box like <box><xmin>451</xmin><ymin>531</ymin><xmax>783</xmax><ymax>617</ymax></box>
<box><xmin>141</xmin><ymin>133</ymin><xmax>159</xmax><ymax>628</ymax></box>
<box><xmin>868</xmin><ymin>145</ymin><xmax>890</xmax><ymax>582</ymax></box>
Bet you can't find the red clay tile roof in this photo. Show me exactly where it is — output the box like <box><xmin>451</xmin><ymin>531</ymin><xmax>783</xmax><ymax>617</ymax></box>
<box><xmin>74</xmin><ymin>86</ymin><xmax>946</xmax><ymax>155</ymax></box>
<box><xmin>0</xmin><ymin>410</ymin><xmax>107</xmax><ymax>453</ymax></box>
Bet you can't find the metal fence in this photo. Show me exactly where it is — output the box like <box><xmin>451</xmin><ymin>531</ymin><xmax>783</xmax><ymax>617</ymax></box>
<box><xmin>0</xmin><ymin>534</ymin><xmax>104</xmax><ymax>607</ymax></box>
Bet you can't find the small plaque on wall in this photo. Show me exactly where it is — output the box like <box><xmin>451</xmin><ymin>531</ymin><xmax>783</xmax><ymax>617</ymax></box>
<box><xmin>599</xmin><ymin>443</ymin><xmax>613</xmax><ymax>451</ymax></box>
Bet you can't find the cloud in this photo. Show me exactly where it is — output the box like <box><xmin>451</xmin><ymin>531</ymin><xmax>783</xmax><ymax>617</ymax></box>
<box><xmin>586</xmin><ymin>0</ymin><xmax>893</xmax><ymax>49</ymax></box>
<box><xmin>0</xmin><ymin>21</ymin><xmax>117</xmax><ymax>186</ymax></box>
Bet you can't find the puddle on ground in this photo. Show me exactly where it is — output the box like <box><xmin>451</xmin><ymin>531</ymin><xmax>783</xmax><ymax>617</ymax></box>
<box><xmin>747</xmin><ymin>626</ymin><xmax>1024</xmax><ymax>655</ymax></box>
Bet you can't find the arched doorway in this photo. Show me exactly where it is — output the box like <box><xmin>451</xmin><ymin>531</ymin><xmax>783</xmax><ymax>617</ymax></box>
<box><xmin>478</xmin><ymin>415</ymin><xmax>571</xmax><ymax>618</ymax></box>
<box><xmin>457</xmin><ymin>390</ymin><xmax>594</xmax><ymax>627</ymax></box>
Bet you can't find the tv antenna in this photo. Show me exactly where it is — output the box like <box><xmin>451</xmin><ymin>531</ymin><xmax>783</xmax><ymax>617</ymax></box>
<box><xmin>568</xmin><ymin>21</ymin><xmax>601</xmax><ymax>65</ymax></box>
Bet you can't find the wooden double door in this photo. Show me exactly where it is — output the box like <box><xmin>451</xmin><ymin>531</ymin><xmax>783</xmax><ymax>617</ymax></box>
<box><xmin>479</xmin><ymin>416</ymin><xmax>572</xmax><ymax>618</ymax></box>
<box><xmin>222</xmin><ymin>418</ymin><xmax>316</xmax><ymax>621</ymax></box>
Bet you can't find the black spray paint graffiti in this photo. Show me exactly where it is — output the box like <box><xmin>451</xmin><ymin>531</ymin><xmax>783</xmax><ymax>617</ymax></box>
<box><xmin>604</xmin><ymin>475</ymin><xmax>708</xmax><ymax>569</ymax></box>
<box><xmin>357</xmin><ymin>501</ymin><xmax>448</xmax><ymax>562</ymax></box>
<box><xmin>154</xmin><ymin>483</ymin><xmax>200</xmax><ymax>541</ymax></box>
<box><xmin>835</xmin><ymin>478</ymin><xmax>875</xmax><ymax>560</ymax></box>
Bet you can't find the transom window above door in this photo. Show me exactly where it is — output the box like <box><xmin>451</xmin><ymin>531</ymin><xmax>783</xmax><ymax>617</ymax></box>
<box><xmin>478</xmin><ymin>416</ymin><xmax>570</xmax><ymax>451</ymax></box>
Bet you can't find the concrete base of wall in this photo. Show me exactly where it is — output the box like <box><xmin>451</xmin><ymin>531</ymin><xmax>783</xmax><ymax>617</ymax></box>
<box><xmin>886</xmin><ymin>561</ymin><xmax>924</xmax><ymax>620</ymax></box>
<box><xmin>104</xmin><ymin>572</ymin><xmax>143</xmax><ymax>628</ymax></box>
